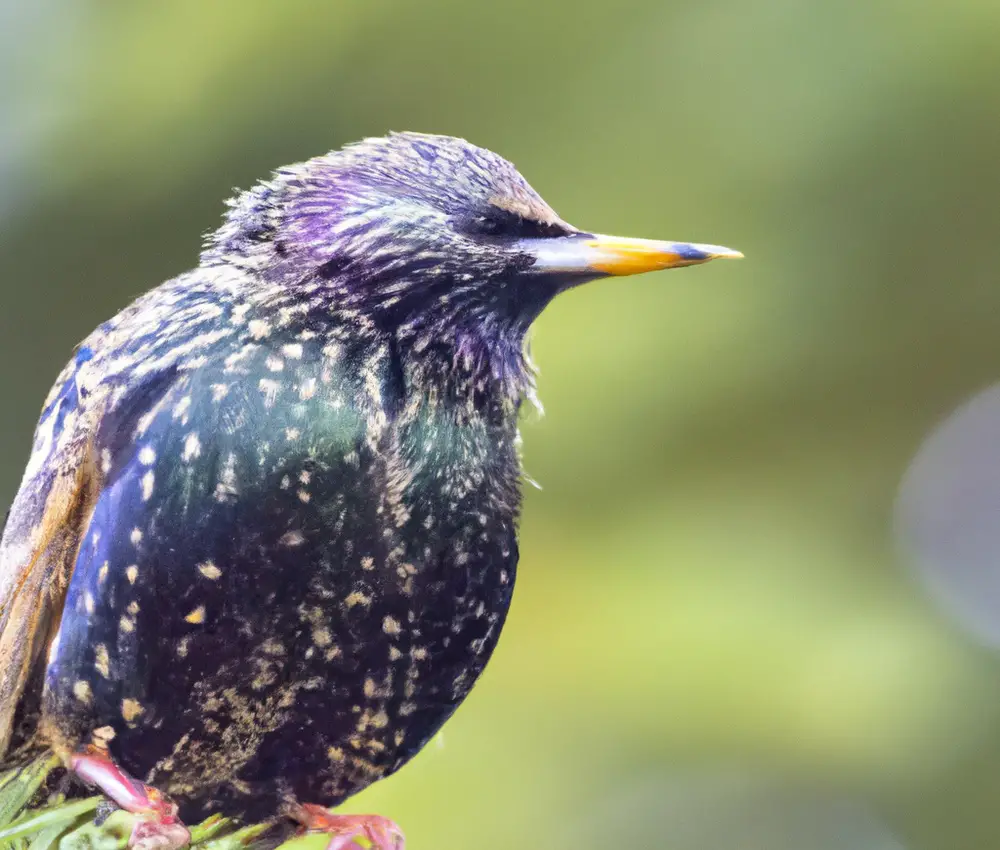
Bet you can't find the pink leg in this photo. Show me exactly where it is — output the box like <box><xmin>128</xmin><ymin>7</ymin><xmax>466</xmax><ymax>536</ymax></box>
<box><xmin>290</xmin><ymin>802</ymin><xmax>405</xmax><ymax>850</ymax></box>
<box><xmin>71</xmin><ymin>748</ymin><xmax>191</xmax><ymax>850</ymax></box>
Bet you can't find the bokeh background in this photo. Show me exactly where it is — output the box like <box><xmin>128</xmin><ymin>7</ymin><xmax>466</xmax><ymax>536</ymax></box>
<box><xmin>3</xmin><ymin>2</ymin><xmax>1000</xmax><ymax>848</ymax></box>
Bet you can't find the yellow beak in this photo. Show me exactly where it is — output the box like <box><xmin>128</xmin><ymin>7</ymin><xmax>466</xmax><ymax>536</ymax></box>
<box><xmin>524</xmin><ymin>233</ymin><xmax>743</xmax><ymax>277</ymax></box>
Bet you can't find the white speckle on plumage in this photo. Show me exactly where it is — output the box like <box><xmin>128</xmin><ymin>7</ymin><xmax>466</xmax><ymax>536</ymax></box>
<box><xmin>344</xmin><ymin>590</ymin><xmax>372</xmax><ymax>608</ymax></box>
<box><xmin>182</xmin><ymin>432</ymin><xmax>202</xmax><ymax>462</ymax></box>
<box><xmin>299</xmin><ymin>377</ymin><xmax>318</xmax><ymax>400</ymax></box>
<box><xmin>261</xmin><ymin>638</ymin><xmax>285</xmax><ymax>657</ymax></box>
<box><xmin>215</xmin><ymin>453</ymin><xmax>239</xmax><ymax>501</ymax></box>
<box><xmin>130</xmin><ymin>528</ymin><xmax>143</xmax><ymax>546</ymax></box>
<box><xmin>198</xmin><ymin>561</ymin><xmax>222</xmax><ymax>580</ymax></box>
<box><xmin>92</xmin><ymin>726</ymin><xmax>116</xmax><ymax>748</ymax></box>
<box><xmin>122</xmin><ymin>699</ymin><xmax>145</xmax><ymax>722</ymax></box>
<box><xmin>141</xmin><ymin>470</ymin><xmax>155</xmax><ymax>501</ymax></box>
<box><xmin>248</xmin><ymin>319</ymin><xmax>271</xmax><ymax>340</ymax></box>
<box><xmin>173</xmin><ymin>395</ymin><xmax>192</xmax><ymax>422</ymax></box>
<box><xmin>230</xmin><ymin>303</ymin><xmax>251</xmax><ymax>325</ymax></box>
<box><xmin>136</xmin><ymin>411</ymin><xmax>156</xmax><ymax>436</ymax></box>
<box><xmin>139</xmin><ymin>446</ymin><xmax>157</xmax><ymax>466</ymax></box>
<box><xmin>280</xmin><ymin>530</ymin><xmax>306</xmax><ymax>547</ymax></box>
<box><xmin>224</xmin><ymin>345</ymin><xmax>258</xmax><ymax>373</ymax></box>
<box><xmin>259</xmin><ymin>378</ymin><xmax>281</xmax><ymax>408</ymax></box>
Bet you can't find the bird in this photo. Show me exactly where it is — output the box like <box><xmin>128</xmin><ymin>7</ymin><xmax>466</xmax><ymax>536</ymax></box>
<box><xmin>0</xmin><ymin>132</ymin><xmax>741</xmax><ymax>850</ymax></box>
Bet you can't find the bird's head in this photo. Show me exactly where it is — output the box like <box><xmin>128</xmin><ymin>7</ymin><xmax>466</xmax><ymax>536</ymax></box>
<box><xmin>206</xmin><ymin>132</ymin><xmax>741</xmax><ymax>405</ymax></box>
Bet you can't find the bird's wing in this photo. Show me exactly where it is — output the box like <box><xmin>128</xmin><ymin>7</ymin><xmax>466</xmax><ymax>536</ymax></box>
<box><xmin>0</xmin><ymin>351</ymin><xmax>178</xmax><ymax>756</ymax></box>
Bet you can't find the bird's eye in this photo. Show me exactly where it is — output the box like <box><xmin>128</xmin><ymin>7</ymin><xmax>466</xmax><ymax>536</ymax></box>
<box><xmin>467</xmin><ymin>211</ymin><xmax>570</xmax><ymax>240</ymax></box>
<box><xmin>473</xmin><ymin>215</ymin><xmax>506</xmax><ymax>237</ymax></box>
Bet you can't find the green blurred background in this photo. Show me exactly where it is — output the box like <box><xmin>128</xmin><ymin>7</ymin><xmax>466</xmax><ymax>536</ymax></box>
<box><xmin>3</xmin><ymin>2</ymin><xmax>1000</xmax><ymax>848</ymax></box>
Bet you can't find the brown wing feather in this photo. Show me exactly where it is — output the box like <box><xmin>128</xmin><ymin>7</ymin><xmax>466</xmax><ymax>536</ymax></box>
<box><xmin>0</xmin><ymin>370</ymin><xmax>104</xmax><ymax>758</ymax></box>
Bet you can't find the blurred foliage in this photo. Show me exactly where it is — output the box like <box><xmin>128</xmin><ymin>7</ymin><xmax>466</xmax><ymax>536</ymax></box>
<box><xmin>3</xmin><ymin>0</ymin><xmax>1000</xmax><ymax>848</ymax></box>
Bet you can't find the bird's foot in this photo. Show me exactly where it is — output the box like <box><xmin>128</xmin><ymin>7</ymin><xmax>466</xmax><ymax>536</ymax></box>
<box><xmin>290</xmin><ymin>802</ymin><xmax>405</xmax><ymax>850</ymax></box>
<box><xmin>71</xmin><ymin>747</ymin><xmax>191</xmax><ymax>850</ymax></box>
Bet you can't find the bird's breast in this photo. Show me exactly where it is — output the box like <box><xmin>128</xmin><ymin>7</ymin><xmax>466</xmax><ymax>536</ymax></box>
<box><xmin>34</xmin><ymin>298</ymin><xmax>527</xmax><ymax>817</ymax></box>
<box><xmin>325</xmin><ymin>405</ymin><xmax>523</xmax><ymax>776</ymax></box>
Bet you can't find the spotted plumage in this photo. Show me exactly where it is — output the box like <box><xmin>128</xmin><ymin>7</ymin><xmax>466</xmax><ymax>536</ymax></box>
<box><xmin>0</xmin><ymin>132</ymin><xmax>739</xmax><ymax>847</ymax></box>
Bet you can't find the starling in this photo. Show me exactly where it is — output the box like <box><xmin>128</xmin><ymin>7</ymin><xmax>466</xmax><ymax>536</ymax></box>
<box><xmin>0</xmin><ymin>133</ymin><xmax>740</xmax><ymax>849</ymax></box>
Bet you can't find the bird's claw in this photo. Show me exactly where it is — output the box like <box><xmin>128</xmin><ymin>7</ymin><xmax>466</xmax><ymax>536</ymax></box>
<box><xmin>129</xmin><ymin>817</ymin><xmax>192</xmax><ymax>850</ymax></box>
<box><xmin>71</xmin><ymin>747</ymin><xmax>191</xmax><ymax>849</ymax></box>
<box><xmin>290</xmin><ymin>802</ymin><xmax>405</xmax><ymax>850</ymax></box>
